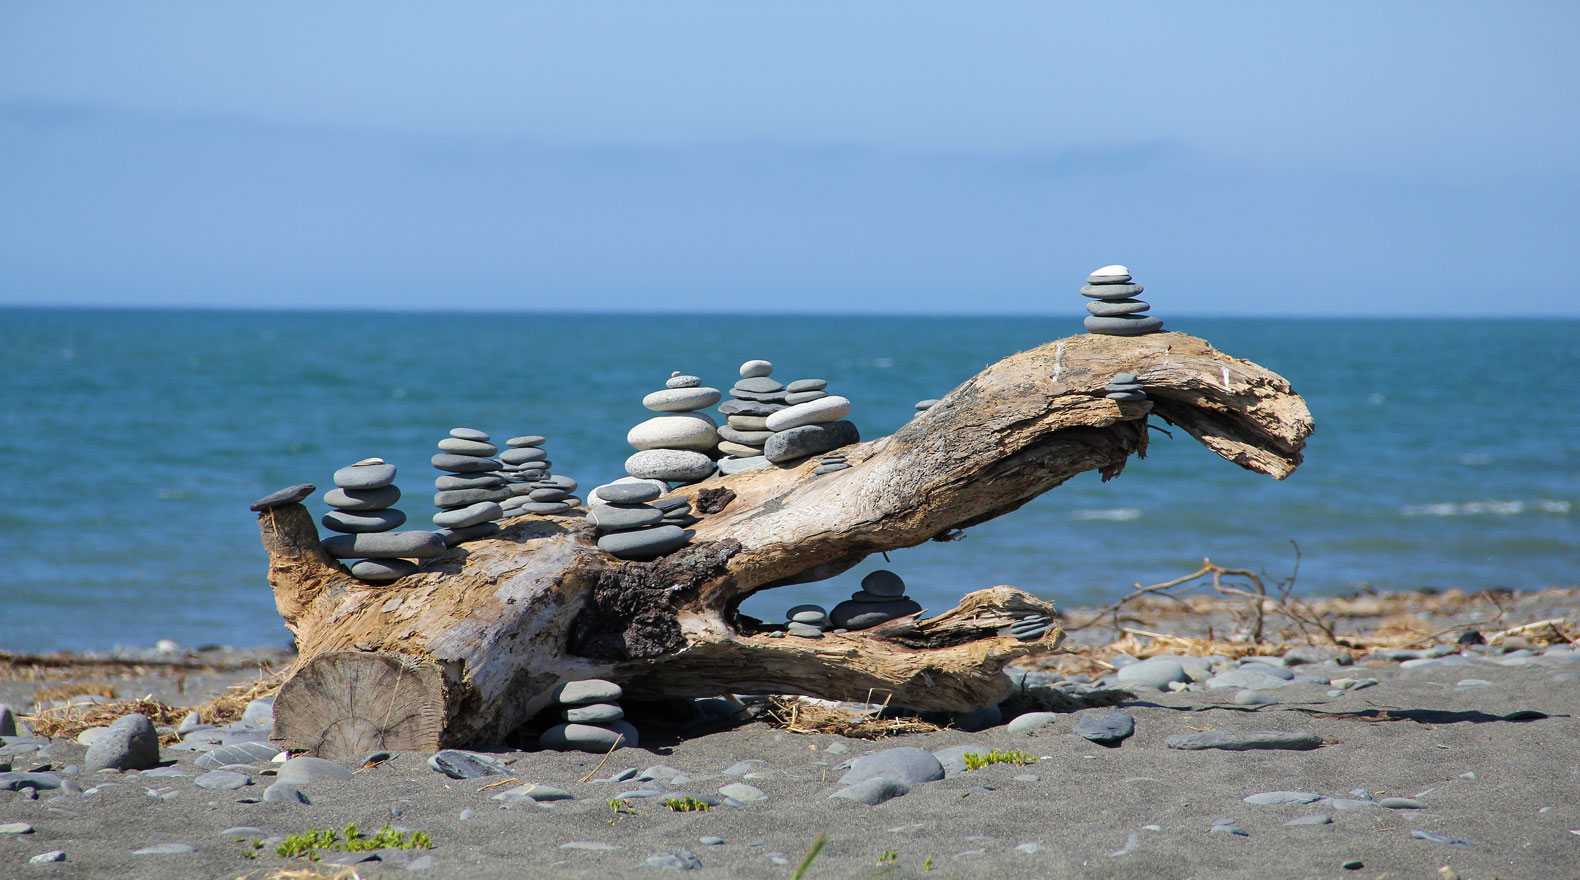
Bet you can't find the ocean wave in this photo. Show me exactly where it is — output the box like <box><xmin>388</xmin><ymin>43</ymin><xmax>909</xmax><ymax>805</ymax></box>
<box><xmin>1400</xmin><ymin>499</ymin><xmax>1572</xmax><ymax>517</ymax></box>
<box><xmin>1070</xmin><ymin>507</ymin><xmax>1143</xmax><ymax>522</ymax></box>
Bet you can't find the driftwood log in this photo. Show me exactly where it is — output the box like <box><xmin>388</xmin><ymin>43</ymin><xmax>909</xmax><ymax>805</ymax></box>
<box><xmin>257</xmin><ymin>331</ymin><xmax>1312</xmax><ymax>756</ymax></box>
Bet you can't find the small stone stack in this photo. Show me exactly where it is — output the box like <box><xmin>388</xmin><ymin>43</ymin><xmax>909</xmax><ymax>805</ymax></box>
<box><xmin>431</xmin><ymin>428</ymin><xmax>509</xmax><ymax>547</ymax></box>
<box><xmin>587</xmin><ymin>481</ymin><xmax>691</xmax><ymax>560</ymax></box>
<box><xmin>785</xmin><ymin>603</ymin><xmax>829</xmax><ymax>638</ymax></box>
<box><xmin>812</xmin><ymin>453</ymin><xmax>849</xmax><ymax>475</ymax></box>
<box><xmin>715</xmin><ymin>360</ymin><xmax>788</xmax><ymax>474</ymax></box>
<box><xmin>912</xmin><ymin>398</ymin><xmax>940</xmax><ymax>420</ymax></box>
<box><xmin>499</xmin><ymin>435</ymin><xmax>580</xmax><ymax>518</ymax></box>
<box><xmin>763</xmin><ymin>378</ymin><xmax>858</xmax><ymax>464</ymax></box>
<box><xmin>1104</xmin><ymin>373</ymin><xmax>1147</xmax><ymax>402</ymax></box>
<box><xmin>539</xmin><ymin>679</ymin><xmax>640</xmax><ymax>753</ymax></box>
<box><xmin>625</xmin><ymin>372</ymin><xmax>722</xmax><ymax>487</ymax></box>
<box><xmin>830</xmin><ymin>570</ymin><xmax>923</xmax><ymax>631</ymax></box>
<box><xmin>1082</xmin><ymin>264</ymin><xmax>1163</xmax><ymax>336</ymax></box>
<box><xmin>321</xmin><ymin>459</ymin><xmax>445</xmax><ymax>582</ymax></box>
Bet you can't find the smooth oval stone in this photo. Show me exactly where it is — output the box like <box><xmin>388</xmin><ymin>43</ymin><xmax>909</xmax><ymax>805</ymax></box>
<box><xmin>829</xmin><ymin>597</ymin><xmax>921</xmax><ymax>630</ymax></box>
<box><xmin>717</xmin><ymin>399</ymin><xmax>786</xmax><ymax>417</ymax></box>
<box><xmin>1084</xmin><ymin>315</ymin><xmax>1165</xmax><ymax>336</ymax></box>
<box><xmin>625</xmin><ymin>450</ymin><xmax>715</xmax><ymax>483</ymax></box>
<box><xmin>434</xmin><ymin>522</ymin><xmax>501</xmax><ymax>547</ymax></box>
<box><xmin>718</xmin><ymin>425</ymin><xmax>774</xmax><ymax>445</ymax></box>
<box><xmin>1206</xmin><ymin>668</ymin><xmax>1291</xmax><ymax>690</ymax></box>
<box><xmin>739</xmin><ymin>359</ymin><xmax>773</xmax><ymax>378</ymax></box>
<box><xmin>733</xmin><ymin>376</ymin><xmax>785</xmax><ymax>394</ymax></box>
<box><xmin>786</xmin><ymin>378</ymin><xmax>827</xmax><ymax>393</ymax></box>
<box><xmin>650</xmin><ymin>497</ymin><xmax>689</xmax><ymax>513</ymax></box>
<box><xmin>595</xmin><ymin>482</ymin><xmax>664</xmax><ymax>504</ymax></box>
<box><xmin>499</xmin><ymin>446</ymin><xmax>548</xmax><ymax>465</ymax></box>
<box><xmin>323</xmin><ymin>485</ymin><xmax>401</xmax><ymax>511</ymax></box>
<box><xmin>277</xmin><ymin>756</ymin><xmax>355</xmax><ymax>782</ymax></box>
<box><xmin>529</xmin><ymin>488</ymin><xmax>570</xmax><ymax>502</ymax></box>
<box><xmin>428</xmin><ymin>750</ymin><xmax>510</xmax><ymax>779</ymax></box>
<box><xmin>597</xmin><ymin>525</ymin><xmax>691</xmax><ymax>559</ymax></box>
<box><xmin>514</xmin><ymin>501</ymin><xmax>572</xmax><ymax>515</ymax></box>
<box><xmin>861</xmin><ymin>570</ymin><xmax>906</xmax><ymax>598</ymax></box>
<box><xmin>666</xmin><ymin>373</ymin><xmax>702</xmax><ymax>389</ymax></box>
<box><xmin>726</xmin><ymin>414</ymin><xmax>771</xmax><ymax>431</ymax></box>
<box><xmin>564</xmin><ymin>703</ymin><xmax>625</xmax><ymax>723</ymax></box>
<box><xmin>449</xmin><ymin>427</ymin><xmax>491</xmax><ymax>441</ymax></box>
<box><xmin>812</xmin><ymin>463</ymin><xmax>850</xmax><ymax>475</ymax></box>
<box><xmin>321</xmin><ymin>508</ymin><xmax>407</xmax><ymax>534</ymax></box>
<box><xmin>431</xmin><ymin>453</ymin><xmax>503</xmax><ymax>474</ymax></box>
<box><xmin>627</xmin><ymin>414</ymin><xmax>720</xmax><ymax>452</ymax></box>
<box><xmin>1117</xmin><ymin>658</ymin><xmax>1189</xmax><ymax>690</ymax></box>
<box><xmin>250</xmin><ymin>483</ymin><xmax>315</xmax><ymax>511</ymax></box>
<box><xmin>1111</xmin><ymin>372</ymin><xmax>1138</xmax><ymax>384</ymax></box>
<box><xmin>790</xmin><ymin>610</ymin><xmax>829</xmax><ymax>625</ymax></box>
<box><xmin>321</xmin><ymin>531</ymin><xmax>446</xmax><ymax>560</ymax></box>
<box><xmin>437</xmin><ymin>437</ymin><xmax>498</xmax><ymax>456</ymax></box>
<box><xmin>728</xmin><ymin>388</ymin><xmax>790</xmax><ymax>402</ymax></box>
<box><xmin>783</xmin><ymin>390</ymin><xmax>828</xmax><ymax>405</ymax></box>
<box><xmin>837</xmin><ymin>746</ymin><xmax>944</xmax><ymax>786</ymax></box>
<box><xmin>1104</xmin><ymin>382</ymin><xmax>1144</xmax><ymax>394</ymax></box>
<box><xmin>588</xmin><ymin>504</ymin><xmax>665</xmax><ymax>531</ymax></box>
<box><xmin>505</xmin><ymin>435</ymin><xmax>546</xmax><ymax>448</ymax></box>
<box><xmin>831</xmin><ymin>777</ymin><xmax>909</xmax><ymax>805</ymax></box>
<box><xmin>1006</xmin><ymin>711</ymin><xmax>1059</xmax><ymax>734</ymax></box>
<box><xmin>914</xmin><ymin>399</ymin><xmax>940</xmax><ymax>410</ymax></box>
<box><xmin>643</xmin><ymin>387</ymin><xmax>723</xmax><ymax>412</ymax></box>
<box><xmin>432</xmin><ymin>502</ymin><xmax>503</xmax><ymax>528</ymax></box>
<box><xmin>763</xmin><ymin>421</ymin><xmax>860</xmax><ymax>464</ymax></box>
<box><xmin>333</xmin><ymin>463</ymin><xmax>397</xmax><ymax>490</ymax></box>
<box><xmin>1244</xmin><ymin>790</ymin><xmax>1322</xmax><ymax>805</ymax></box>
<box><xmin>493</xmin><ymin>783</ymin><xmax>575</xmax><ymax>803</ymax></box>
<box><xmin>1074</xmin><ymin>711</ymin><xmax>1135</xmax><ymax>744</ymax></box>
<box><xmin>554</xmin><ymin>679</ymin><xmax>623</xmax><ymax>704</ymax></box>
<box><xmin>194</xmin><ymin>741</ymin><xmax>279</xmax><ymax>768</ymax></box>
<box><xmin>1107</xmin><ymin>391</ymin><xmax>1148</xmax><ymax>402</ymax></box>
<box><xmin>786</xmin><ymin>622</ymin><xmax>825</xmax><ymax>638</ymax></box>
<box><xmin>350</xmin><ymin>558</ymin><xmax>420</xmax><ymax>581</ymax></box>
<box><xmin>718</xmin><ymin>455</ymin><xmax>770</xmax><ymax>475</ymax></box>
<box><xmin>194</xmin><ymin>769</ymin><xmax>252</xmax><ymax>791</ymax></box>
<box><xmin>434</xmin><ymin>487</ymin><xmax>511</xmax><ymax>508</ymax></box>
<box><xmin>1079</xmin><ymin>282</ymin><xmax>1145</xmax><ymax>299</ymax></box>
<box><xmin>785</xmin><ymin>603</ymin><xmax>828</xmax><ymax>621</ymax></box>
<box><xmin>1087</xmin><ymin>298</ymin><xmax>1151</xmax><ymax>316</ymax></box>
<box><xmin>434</xmin><ymin>473</ymin><xmax>506</xmax><ymax>491</ymax></box>
<box><xmin>1164</xmin><ymin>730</ymin><xmax>1323</xmax><ymax>751</ymax></box>
<box><xmin>765</xmin><ymin>396</ymin><xmax>852</xmax><ymax>432</ymax></box>
<box><xmin>718</xmin><ymin>440</ymin><xmax>767</xmax><ymax>457</ymax></box>
<box><xmin>540</xmin><ymin>720</ymin><xmax>639</xmax><ymax>752</ymax></box>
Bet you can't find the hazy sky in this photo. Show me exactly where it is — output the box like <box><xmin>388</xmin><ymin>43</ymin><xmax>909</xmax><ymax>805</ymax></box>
<box><xmin>3</xmin><ymin>2</ymin><xmax>1577</xmax><ymax>315</ymax></box>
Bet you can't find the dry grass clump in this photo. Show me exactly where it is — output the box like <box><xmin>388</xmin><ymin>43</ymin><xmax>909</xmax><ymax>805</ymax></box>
<box><xmin>23</xmin><ymin>668</ymin><xmax>287</xmax><ymax>744</ymax></box>
<box><xmin>763</xmin><ymin>696</ymin><xmax>942</xmax><ymax>739</ymax></box>
<box><xmin>29</xmin><ymin>682</ymin><xmax>118</xmax><ymax>703</ymax></box>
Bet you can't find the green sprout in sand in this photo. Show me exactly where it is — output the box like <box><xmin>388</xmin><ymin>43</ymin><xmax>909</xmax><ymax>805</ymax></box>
<box><xmin>661</xmin><ymin>795</ymin><xmax>713</xmax><ymax>812</ymax></box>
<box><xmin>275</xmin><ymin>823</ymin><xmax>433</xmax><ymax>860</ymax></box>
<box><xmin>961</xmin><ymin>749</ymin><xmax>1038</xmax><ymax>771</ymax></box>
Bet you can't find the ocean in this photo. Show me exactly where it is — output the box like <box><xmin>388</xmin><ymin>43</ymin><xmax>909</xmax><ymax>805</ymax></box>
<box><xmin>2</xmin><ymin>308</ymin><xmax>1575</xmax><ymax>653</ymax></box>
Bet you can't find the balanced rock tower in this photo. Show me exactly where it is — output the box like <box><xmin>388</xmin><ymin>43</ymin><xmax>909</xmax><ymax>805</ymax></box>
<box><xmin>539</xmin><ymin>679</ymin><xmax>639</xmax><ymax>753</ymax></box>
<box><xmin>829</xmin><ymin>570</ymin><xmax>923</xmax><ymax>631</ymax></box>
<box><xmin>1081</xmin><ymin>264</ymin><xmax>1163</xmax><ymax>336</ymax></box>
<box><xmin>624</xmin><ymin>372</ymin><xmax>721</xmax><ymax>487</ymax></box>
<box><xmin>715</xmin><ymin>360</ymin><xmax>786</xmax><ymax>474</ymax></box>
<box><xmin>499</xmin><ymin>435</ymin><xmax>579</xmax><ymax>518</ymax></box>
<box><xmin>762</xmin><ymin>377</ymin><xmax>858</xmax><ymax>465</ymax></box>
<box><xmin>321</xmin><ymin>458</ymin><xmax>444</xmax><ymax>582</ymax></box>
<box><xmin>784</xmin><ymin>603</ymin><xmax>830</xmax><ymax>638</ymax></box>
<box><xmin>586</xmin><ymin>480</ymin><xmax>691</xmax><ymax>560</ymax></box>
<box><xmin>431</xmin><ymin>428</ymin><xmax>508</xmax><ymax>547</ymax></box>
<box><xmin>1104</xmin><ymin>373</ymin><xmax>1147</xmax><ymax>402</ymax></box>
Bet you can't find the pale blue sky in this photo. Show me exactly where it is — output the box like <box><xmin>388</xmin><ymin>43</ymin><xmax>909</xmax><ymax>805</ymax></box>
<box><xmin>2</xmin><ymin>1</ymin><xmax>1577</xmax><ymax>315</ymax></box>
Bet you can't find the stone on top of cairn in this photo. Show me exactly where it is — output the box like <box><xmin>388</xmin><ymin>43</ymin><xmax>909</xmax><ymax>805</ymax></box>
<box><xmin>321</xmin><ymin>459</ymin><xmax>439</xmax><ymax>582</ymax></box>
<box><xmin>1081</xmin><ymin>264</ymin><xmax>1164</xmax><ymax>336</ymax></box>
<box><xmin>829</xmin><ymin>570</ymin><xmax>923</xmax><ymax>630</ymax></box>
<box><xmin>1104</xmin><ymin>372</ymin><xmax>1148</xmax><ymax>402</ymax></box>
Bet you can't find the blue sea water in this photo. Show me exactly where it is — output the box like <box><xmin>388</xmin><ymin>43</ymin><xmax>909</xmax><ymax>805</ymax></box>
<box><xmin>1</xmin><ymin>308</ymin><xmax>1575</xmax><ymax>652</ymax></box>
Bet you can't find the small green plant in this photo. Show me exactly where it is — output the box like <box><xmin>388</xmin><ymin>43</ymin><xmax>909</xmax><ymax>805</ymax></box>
<box><xmin>275</xmin><ymin>823</ymin><xmax>434</xmax><ymax>860</ymax></box>
<box><xmin>877</xmin><ymin>848</ymin><xmax>899</xmax><ymax>865</ymax></box>
<box><xmin>661</xmin><ymin>795</ymin><xmax>712</xmax><ymax>812</ymax></box>
<box><xmin>607</xmin><ymin>797</ymin><xmax>639</xmax><ymax>825</ymax></box>
<box><xmin>961</xmin><ymin>749</ymin><xmax>1038</xmax><ymax>771</ymax></box>
<box><xmin>792</xmin><ymin>832</ymin><xmax>827</xmax><ymax>880</ymax></box>
<box><xmin>923</xmin><ymin>855</ymin><xmax>934</xmax><ymax>871</ymax></box>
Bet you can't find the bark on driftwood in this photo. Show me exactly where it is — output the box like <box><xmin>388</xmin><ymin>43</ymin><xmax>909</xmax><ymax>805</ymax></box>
<box><xmin>257</xmin><ymin>331</ymin><xmax>1313</xmax><ymax>756</ymax></box>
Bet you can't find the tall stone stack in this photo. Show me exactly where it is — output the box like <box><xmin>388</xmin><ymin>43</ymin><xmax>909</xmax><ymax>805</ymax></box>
<box><xmin>498</xmin><ymin>435</ymin><xmax>580</xmax><ymax>518</ymax></box>
<box><xmin>763</xmin><ymin>379</ymin><xmax>859</xmax><ymax>465</ymax></box>
<box><xmin>431</xmin><ymin>428</ymin><xmax>509</xmax><ymax>547</ymax></box>
<box><xmin>586</xmin><ymin>481</ymin><xmax>691</xmax><ymax>560</ymax></box>
<box><xmin>1081</xmin><ymin>264</ymin><xmax>1164</xmax><ymax>336</ymax></box>
<box><xmin>715</xmin><ymin>360</ymin><xmax>786</xmax><ymax>475</ymax></box>
<box><xmin>539</xmin><ymin>679</ymin><xmax>640</xmax><ymax>753</ymax></box>
<box><xmin>624</xmin><ymin>371</ymin><xmax>722</xmax><ymax>487</ymax></box>
<box><xmin>321</xmin><ymin>458</ymin><xmax>445</xmax><ymax>582</ymax></box>
<box><xmin>829</xmin><ymin>570</ymin><xmax>923</xmax><ymax>631</ymax></box>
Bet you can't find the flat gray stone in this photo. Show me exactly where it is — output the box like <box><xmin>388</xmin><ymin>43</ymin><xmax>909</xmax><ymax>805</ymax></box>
<box><xmin>431</xmin><ymin>453</ymin><xmax>503</xmax><ymax>474</ymax></box>
<box><xmin>0</xmin><ymin>772</ymin><xmax>63</xmax><ymax>791</ymax></box>
<box><xmin>1086</xmin><ymin>298</ymin><xmax>1151</xmax><ymax>316</ymax></box>
<box><xmin>1234</xmin><ymin>689</ymin><xmax>1277</xmax><ymax>706</ymax></box>
<box><xmin>812</xmin><ymin>464</ymin><xmax>849</xmax><ymax>475</ymax></box>
<box><xmin>726</xmin><ymin>414</ymin><xmax>771</xmax><ymax>430</ymax></box>
<box><xmin>1116</xmin><ymin>658</ymin><xmax>1189</xmax><ymax>690</ymax></box>
<box><xmin>1380</xmin><ymin>797</ymin><xmax>1428</xmax><ymax>810</ymax></box>
<box><xmin>195</xmin><ymin>741</ymin><xmax>278</xmax><ymax>768</ymax></box>
<box><xmin>1079</xmin><ymin>282</ymin><xmax>1144</xmax><ymax>299</ymax></box>
<box><xmin>437</xmin><ymin>437</ymin><xmax>497</xmax><ymax>456</ymax></box>
<box><xmin>554</xmin><ymin>680</ymin><xmax>623</xmax><ymax>704</ymax></box>
<box><xmin>718</xmin><ymin>782</ymin><xmax>767</xmax><ymax>802</ymax></box>
<box><xmin>786</xmin><ymin>378</ymin><xmax>827</xmax><ymax>392</ymax></box>
<box><xmin>783</xmin><ymin>390</ymin><xmax>827</xmax><ymax>405</ymax></box>
<box><xmin>350</xmin><ymin>558</ymin><xmax>420</xmax><ymax>581</ymax></box>
<box><xmin>262</xmin><ymin>782</ymin><xmax>309</xmax><ymax>803</ymax></box>
<box><xmin>666</xmin><ymin>374</ymin><xmax>702</xmax><ymax>389</ymax></box>
<box><xmin>428</xmin><ymin>750</ymin><xmax>510</xmax><ymax>779</ymax></box>
<box><xmin>739</xmin><ymin>359</ymin><xmax>773</xmax><ymax>378</ymax></box>
<box><xmin>251</xmin><ymin>483</ymin><xmax>316</xmax><ymax>511</ymax></box>
<box><xmin>837</xmin><ymin>747</ymin><xmax>944</xmax><ymax>786</ymax></box>
<box><xmin>1006</xmin><ymin>711</ymin><xmax>1059</xmax><ymax>735</ymax></box>
<box><xmin>449</xmin><ymin>427</ymin><xmax>490</xmax><ymax>441</ymax></box>
<box><xmin>716</xmin><ymin>399</ymin><xmax>786</xmax><ymax>417</ymax></box>
<box><xmin>505</xmin><ymin>435</ymin><xmax>546</xmax><ymax>448</ymax></box>
<box><xmin>718</xmin><ymin>455</ymin><xmax>770</xmax><ymax>475</ymax></box>
<box><xmin>1283</xmin><ymin>814</ymin><xmax>1333</xmax><ymax>826</ymax></box>
<box><xmin>733</xmin><ymin>376</ymin><xmax>785</xmax><ymax>394</ymax></box>
<box><xmin>321</xmin><ymin>508</ymin><xmax>407</xmax><ymax>534</ymax></box>
<box><xmin>321</xmin><ymin>530</ymin><xmax>446</xmax><ymax>560</ymax></box>
<box><xmin>432</xmin><ymin>502</ymin><xmax>503</xmax><ymax>528</ymax></box>
<box><xmin>1411</xmin><ymin>830</ymin><xmax>1473</xmax><ymax>847</ymax></box>
<box><xmin>786</xmin><ymin>622</ymin><xmax>825</xmax><ymax>638</ymax></box>
<box><xmin>1209</xmin><ymin>819</ymin><xmax>1248</xmax><ymax>837</ymax></box>
<box><xmin>913</xmin><ymin>398</ymin><xmax>940</xmax><ymax>410</ymax></box>
<box><xmin>493</xmin><ymin>783</ymin><xmax>574</xmax><ymax>803</ymax></box>
<box><xmin>0</xmin><ymin>822</ymin><xmax>34</xmax><ymax>833</ymax></box>
<box><xmin>597</xmin><ymin>525</ymin><xmax>691</xmax><ymax>559</ymax></box>
<box><xmin>28</xmin><ymin>851</ymin><xmax>66</xmax><ymax>863</ymax></box>
<box><xmin>1207</xmin><ymin>668</ymin><xmax>1292</xmax><ymax>690</ymax></box>
<box><xmin>829</xmin><ymin>597</ymin><xmax>921</xmax><ymax>630</ymax></box>
<box><xmin>323</xmin><ymin>485</ymin><xmax>402</xmax><ymax>511</ymax></box>
<box><xmin>564</xmin><ymin>703</ymin><xmax>624</xmax><ymax>723</ymax></box>
<box><xmin>433</xmin><ymin>473</ymin><xmax>506</xmax><ymax>491</ymax></box>
<box><xmin>790</xmin><ymin>610</ymin><xmax>829</xmax><ymax>625</ymax></box>
<box><xmin>1074</xmin><ymin>711</ymin><xmax>1134</xmax><ymax>745</ymax></box>
<box><xmin>1166</xmin><ymin>730</ymin><xmax>1322</xmax><ymax>751</ymax></box>
<box><xmin>588</xmin><ymin>503</ymin><xmax>665</xmax><ymax>531</ymax></box>
<box><xmin>718</xmin><ymin>439</ymin><xmax>766</xmax><ymax>457</ymax></box>
<box><xmin>718</xmin><ymin>425</ymin><xmax>774</xmax><ymax>445</ymax></box>
<box><xmin>830</xmin><ymin>777</ymin><xmax>910</xmax><ymax>805</ymax></box>
<box><xmin>1086</xmin><ymin>271</ymin><xmax>1132</xmax><ymax>284</ymax></box>
<box><xmin>596</xmin><ymin>482</ymin><xmax>663</xmax><ymax>504</ymax></box>
<box><xmin>433</xmin><ymin>487</ymin><xmax>511</xmax><ymax>508</ymax></box>
<box><xmin>1244</xmin><ymin>790</ymin><xmax>1322</xmax><ymax>805</ymax></box>
<box><xmin>765</xmin><ymin>396</ymin><xmax>852</xmax><ymax>432</ymax></box>
<box><xmin>240</xmin><ymin>697</ymin><xmax>273</xmax><ymax>728</ymax></box>
<box><xmin>499</xmin><ymin>446</ymin><xmax>548</xmax><ymax>465</ymax></box>
<box><xmin>133</xmin><ymin>843</ymin><xmax>196</xmax><ymax>855</ymax></box>
<box><xmin>276</xmin><ymin>756</ymin><xmax>354</xmax><ymax>783</ymax></box>
<box><xmin>625</xmin><ymin>449</ymin><xmax>715</xmax><ymax>483</ymax></box>
<box><xmin>1084</xmin><ymin>315</ymin><xmax>1164</xmax><ymax>336</ymax></box>
<box><xmin>194</xmin><ymin>770</ymin><xmax>252</xmax><ymax>790</ymax></box>
<box><xmin>763</xmin><ymin>420</ymin><xmax>860</xmax><ymax>464</ymax></box>
<box><xmin>333</xmin><ymin>463</ymin><xmax>397</xmax><ymax>490</ymax></box>
<box><xmin>539</xmin><ymin>720</ymin><xmax>639</xmax><ymax>752</ymax></box>
<box><xmin>644</xmin><ymin>387</ymin><xmax>723</xmax><ymax>412</ymax></box>
<box><xmin>646</xmin><ymin>849</ymin><xmax>702</xmax><ymax>870</ymax></box>
<box><xmin>1282</xmin><ymin>645</ymin><xmax>1353</xmax><ymax>666</ymax></box>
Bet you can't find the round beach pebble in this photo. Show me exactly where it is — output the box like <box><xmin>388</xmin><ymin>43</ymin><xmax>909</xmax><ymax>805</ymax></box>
<box><xmin>432</xmin><ymin>501</ymin><xmax>504</xmax><ymax>529</ymax></box>
<box><xmin>437</xmin><ymin>437</ymin><xmax>498</xmax><ymax>456</ymax></box>
<box><xmin>644</xmin><ymin>387</ymin><xmax>722</xmax><ymax>412</ymax></box>
<box><xmin>596</xmin><ymin>524</ymin><xmax>691</xmax><ymax>559</ymax></box>
<box><xmin>505</xmin><ymin>435</ymin><xmax>546</xmax><ymax>448</ymax></box>
<box><xmin>539</xmin><ymin>720</ymin><xmax>639</xmax><ymax>753</ymax></box>
<box><xmin>765</xmin><ymin>396</ymin><xmax>852</xmax><ymax>432</ymax></box>
<box><xmin>587</xmin><ymin>504</ymin><xmax>665</xmax><ymax>531</ymax></box>
<box><xmin>594</xmin><ymin>481</ymin><xmax>664</xmax><ymax>504</ymax></box>
<box><xmin>350</xmin><ymin>558</ymin><xmax>420</xmax><ymax>582</ymax></box>
<box><xmin>627</xmin><ymin>414</ymin><xmax>720</xmax><ymax>452</ymax></box>
<box><xmin>666</xmin><ymin>372</ymin><xmax>703</xmax><ymax>389</ymax></box>
<box><xmin>449</xmin><ymin>428</ymin><xmax>491</xmax><ymax>442</ymax></box>
<box><xmin>321</xmin><ymin>508</ymin><xmax>407</xmax><ymax>534</ymax></box>
<box><xmin>563</xmin><ymin>703</ymin><xmax>625</xmax><ymax>724</ymax></box>
<box><xmin>333</xmin><ymin>462</ymin><xmax>397</xmax><ymax>490</ymax></box>
<box><xmin>739</xmin><ymin>359</ymin><xmax>773</xmax><ymax>378</ymax></box>
<box><xmin>860</xmin><ymin>570</ymin><xmax>907</xmax><ymax>598</ymax></box>
<box><xmin>323</xmin><ymin>485</ymin><xmax>401</xmax><ymax>511</ymax></box>
<box><xmin>625</xmin><ymin>449</ymin><xmax>716</xmax><ymax>483</ymax></box>
<box><xmin>1084</xmin><ymin>315</ymin><xmax>1164</xmax><ymax>336</ymax></box>
<box><xmin>553</xmin><ymin>679</ymin><xmax>623</xmax><ymax>704</ymax></box>
<box><xmin>786</xmin><ymin>378</ymin><xmax>827</xmax><ymax>393</ymax></box>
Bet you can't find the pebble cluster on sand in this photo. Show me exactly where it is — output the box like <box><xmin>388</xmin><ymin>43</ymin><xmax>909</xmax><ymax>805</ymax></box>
<box><xmin>1082</xmin><ymin>265</ymin><xmax>1164</xmax><ymax>336</ymax></box>
<box><xmin>586</xmin><ymin>480</ymin><xmax>693</xmax><ymax>560</ymax></box>
<box><xmin>431</xmin><ymin>429</ymin><xmax>508</xmax><ymax>546</ymax></box>
<box><xmin>539</xmin><ymin>679</ymin><xmax>640</xmax><ymax>753</ymax></box>
<box><xmin>1104</xmin><ymin>372</ymin><xmax>1147</xmax><ymax>402</ymax></box>
<box><xmin>626</xmin><ymin>372</ymin><xmax>722</xmax><ymax>486</ymax></box>
<box><xmin>829</xmin><ymin>570</ymin><xmax>923</xmax><ymax>630</ymax></box>
<box><xmin>783</xmin><ymin>604</ymin><xmax>830</xmax><ymax>638</ymax></box>
<box><xmin>320</xmin><ymin>459</ymin><xmax>444</xmax><ymax>582</ymax></box>
<box><xmin>498</xmin><ymin>434</ymin><xmax>580</xmax><ymax>520</ymax></box>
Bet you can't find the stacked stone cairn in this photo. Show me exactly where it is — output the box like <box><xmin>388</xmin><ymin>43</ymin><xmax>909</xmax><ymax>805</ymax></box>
<box><xmin>498</xmin><ymin>434</ymin><xmax>580</xmax><ymax>518</ymax></box>
<box><xmin>321</xmin><ymin>458</ymin><xmax>445</xmax><ymax>582</ymax></box>
<box><xmin>751</xmin><ymin>365</ymin><xmax>860</xmax><ymax>466</ymax></box>
<box><xmin>715</xmin><ymin>359</ymin><xmax>785</xmax><ymax>474</ymax></box>
<box><xmin>1104</xmin><ymin>372</ymin><xmax>1147</xmax><ymax>402</ymax></box>
<box><xmin>625</xmin><ymin>371</ymin><xmax>722</xmax><ymax>486</ymax></box>
<box><xmin>784</xmin><ymin>603</ymin><xmax>830</xmax><ymax>638</ymax></box>
<box><xmin>539</xmin><ymin>678</ymin><xmax>639</xmax><ymax>753</ymax></box>
<box><xmin>830</xmin><ymin>570</ymin><xmax>923</xmax><ymax>631</ymax></box>
<box><xmin>1082</xmin><ymin>264</ymin><xmax>1164</xmax><ymax>336</ymax></box>
<box><xmin>586</xmin><ymin>480</ymin><xmax>692</xmax><ymax>560</ymax></box>
<box><xmin>431</xmin><ymin>428</ymin><xmax>510</xmax><ymax>547</ymax></box>
<box><xmin>812</xmin><ymin>453</ymin><xmax>849</xmax><ymax>475</ymax></box>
